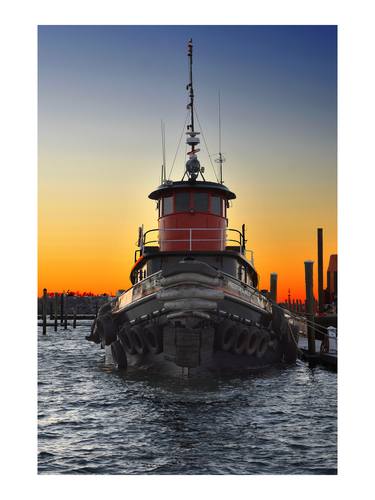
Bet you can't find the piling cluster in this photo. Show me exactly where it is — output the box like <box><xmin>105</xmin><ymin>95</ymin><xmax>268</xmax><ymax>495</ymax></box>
<box><xmin>38</xmin><ymin>291</ymin><xmax>111</xmax><ymax>335</ymax></box>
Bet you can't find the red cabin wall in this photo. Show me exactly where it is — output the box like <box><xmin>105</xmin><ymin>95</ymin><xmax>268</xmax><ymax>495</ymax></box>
<box><xmin>157</xmin><ymin>189</ymin><xmax>228</xmax><ymax>252</ymax></box>
<box><xmin>159</xmin><ymin>213</ymin><xmax>227</xmax><ymax>251</ymax></box>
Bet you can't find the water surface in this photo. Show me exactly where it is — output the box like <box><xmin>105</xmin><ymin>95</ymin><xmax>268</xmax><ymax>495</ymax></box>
<box><xmin>38</xmin><ymin>323</ymin><xmax>337</xmax><ymax>474</ymax></box>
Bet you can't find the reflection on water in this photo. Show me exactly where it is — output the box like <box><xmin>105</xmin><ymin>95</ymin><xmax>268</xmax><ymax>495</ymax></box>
<box><xmin>38</xmin><ymin>323</ymin><xmax>337</xmax><ymax>474</ymax></box>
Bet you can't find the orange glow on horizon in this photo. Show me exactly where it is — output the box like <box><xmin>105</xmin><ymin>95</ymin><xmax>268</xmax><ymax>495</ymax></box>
<box><xmin>38</xmin><ymin>179</ymin><xmax>337</xmax><ymax>302</ymax></box>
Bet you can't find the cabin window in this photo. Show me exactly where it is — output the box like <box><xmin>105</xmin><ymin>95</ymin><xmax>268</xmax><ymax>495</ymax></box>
<box><xmin>222</xmin><ymin>199</ymin><xmax>227</xmax><ymax>218</ymax></box>
<box><xmin>194</xmin><ymin>192</ymin><xmax>209</xmax><ymax>212</ymax></box>
<box><xmin>175</xmin><ymin>191</ymin><xmax>190</xmax><ymax>212</ymax></box>
<box><xmin>238</xmin><ymin>265</ymin><xmax>246</xmax><ymax>283</ymax></box>
<box><xmin>211</xmin><ymin>195</ymin><xmax>221</xmax><ymax>215</ymax></box>
<box><xmin>163</xmin><ymin>196</ymin><xmax>173</xmax><ymax>215</ymax></box>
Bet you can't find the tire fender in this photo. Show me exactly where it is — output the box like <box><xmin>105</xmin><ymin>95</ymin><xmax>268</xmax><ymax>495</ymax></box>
<box><xmin>111</xmin><ymin>340</ymin><xmax>127</xmax><ymax>369</ymax></box>
<box><xmin>256</xmin><ymin>329</ymin><xmax>270</xmax><ymax>358</ymax></box>
<box><xmin>233</xmin><ymin>327</ymin><xmax>249</xmax><ymax>355</ymax></box>
<box><xmin>216</xmin><ymin>320</ymin><xmax>237</xmax><ymax>352</ymax></box>
<box><xmin>245</xmin><ymin>326</ymin><xmax>259</xmax><ymax>356</ymax></box>
<box><xmin>132</xmin><ymin>326</ymin><xmax>148</xmax><ymax>355</ymax></box>
<box><xmin>118</xmin><ymin>325</ymin><xmax>137</xmax><ymax>355</ymax></box>
<box><xmin>142</xmin><ymin>325</ymin><xmax>163</xmax><ymax>354</ymax></box>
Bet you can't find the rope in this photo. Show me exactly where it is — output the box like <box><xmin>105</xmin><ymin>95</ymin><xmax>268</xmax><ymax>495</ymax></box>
<box><xmin>272</xmin><ymin>301</ymin><xmax>334</xmax><ymax>338</ymax></box>
<box><xmin>278</xmin><ymin>304</ymin><xmax>330</xmax><ymax>331</ymax></box>
<box><xmin>193</xmin><ymin>105</ymin><xmax>219</xmax><ymax>182</ymax></box>
<box><xmin>291</xmin><ymin>314</ymin><xmax>331</xmax><ymax>336</ymax></box>
<box><xmin>167</xmin><ymin>111</ymin><xmax>189</xmax><ymax>180</ymax></box>
<box><xmin>287</xmin><ymin>321</ymin><xmax>303</xmax><ymax>355</ymax></box>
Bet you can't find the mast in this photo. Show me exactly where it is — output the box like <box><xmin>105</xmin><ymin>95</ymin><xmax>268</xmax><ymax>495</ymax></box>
<box><xmin>185</xmin><ymin>39</ymin><xmax>201</xmax><ymax>181</ymax></box>
<box><xmin>218</xmin><ymin>90</ymin><xmax>224</xmax><ymax>184</ymax></box>
<box><xmin>187</xmin><ymin>39</ymin><xmax>195</xmax><ymax>133</ymax></box>
<box><xmin>160</xmin><ymin>120</ymin><xmax>166</xmax><ymax>183</ymax></box>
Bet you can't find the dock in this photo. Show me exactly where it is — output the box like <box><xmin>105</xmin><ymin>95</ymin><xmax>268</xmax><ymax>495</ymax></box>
<box><xmin>37</xmin><ymin>291</ymin><xmax>111</xmax><ymax>334</ymax></box>
<box><xmin>297</xmin><ymin>335</ymin><xmax>337</xmax><ymax>371</ymax></box>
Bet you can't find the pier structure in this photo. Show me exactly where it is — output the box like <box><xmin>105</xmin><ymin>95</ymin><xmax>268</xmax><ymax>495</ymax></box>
<box><xmin>270</xmin><ymin>273</ymin><xmax>277</xmax><ymax>302</ymax></box>
<box><xmin>38</xmin><ymin>291</ymin><xmax>112</xmax><ymax>330</ymax></box>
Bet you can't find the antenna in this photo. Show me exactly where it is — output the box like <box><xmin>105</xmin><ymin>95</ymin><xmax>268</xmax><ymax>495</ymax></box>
<box><xmin>217</xmin><ymin>90</ymin><xmax>224</xmax><ymax>184</ymax></box>
<box><xmin>219</xmin><ymin>90</ymin><xmax>222</xmax><ymax>158</ymax></box>
<box><xmin>160</xmin><ymin>120</ymin><xmax>166</xmax><ymax>183</ymax></box>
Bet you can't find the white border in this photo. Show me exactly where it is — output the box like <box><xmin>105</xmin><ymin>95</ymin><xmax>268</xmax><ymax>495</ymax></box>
<box><xmin>2</xmin><ymin>0</ymin><xmax>375</xmax><ymax>497</ymax></box>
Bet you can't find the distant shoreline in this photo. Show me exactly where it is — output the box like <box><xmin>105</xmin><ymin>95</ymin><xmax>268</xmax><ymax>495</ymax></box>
<box><xmin>37</xmin><ymin>295</ymin><xmax>112</xmax><ymax>315</ymax></box>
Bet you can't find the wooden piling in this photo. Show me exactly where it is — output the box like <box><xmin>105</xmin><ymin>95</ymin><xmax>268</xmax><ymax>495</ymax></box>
<box><xmin>54</xmin><ymin>293</ymin><xmax>58</xmax><ymax>332</ymax></box>
<box><xmin>333</xmin><ymin>270</ymin><xmax>337</xmax><ymax>300</ymax></box>
<box><xmin>95</xmin><ymin>301</ymin><xmax>98</xmax><ymax>318</ymax></box>
<box><xmin>42</xmin><ymin>288</ymin><xmax>47</xmax><ymax>335</ymax></box>
<box><xmin>304</xmin><ymin>260</ymin><xmax>316</xmax><ymax>355</ymax></box>
<box><xmin>73</xmin><ymin>298</ymin><xmax>77</xmax><ymax>328</ymax></box>
<box><xmin>317</xmin><ymin>228</ymin><xmax>324</xmax><ymax>312</ymax></box>
<box><xmin>270</xmin><ymin>273</ymin><xmax>278</xmax><ymax>302</ymax></box>
<box><xmin>60</xmin><ymin>293</ymin><xmax>64</xmax><ymax>325</ymax></box>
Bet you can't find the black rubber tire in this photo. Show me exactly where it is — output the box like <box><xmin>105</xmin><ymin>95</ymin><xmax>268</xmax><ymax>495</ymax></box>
<box><xmin>142</xmin><ymin>325</ymin><xmax>163</xmax><ymax>354</ymax></box>
<box><xmin>256</xmin><ymin>330</ymin><xmax>270</xmax><ymax>359</ymax></box>
<box><xmin>245</xmin><ymin>326</ymin><xmax>259</xmax><ymax>355</ymax></box>
<box><xmin>118</xmin><ymin>326</ymin><xmax>137</xmax><ymax>355</ymax></box>
<box><xmin>90</xmin><ymin>318</ymin><xmax>96</xmax><ymax>334</ymax></box>
<box><xmin>96</xmin><ymin>313</ymin><xmax>116</xmax><ymax>346</ymax></box>
<box><xmin>132</xmin><ymin>326</ymin><xmax>148</xmax><ymax>355</ymax></box>
<box><xmin>217</xmin><ymin>320</ymin><xmax>237</xmax><ymax>351</ymax></box>
<box><xmin>233</xmin><ymin>327</ymin><xmax>248</xmax><ymax>355</ymax></box>
<box><xmin>111</xmin><ymin>340</ymin><xmax>127</xmax><ymax>369</ymax></box>
<box><xmin>269</xmin><ymin>335</ymin><xmax>279</xmax><ymax>351</ymax></box>
<box><xmin>98</xmin><ymin>302</ymin><xmax>112</xmax><ymax>316</ymax></box>
<box><xmin>86</xmin><ymin>318</ymin><xmax>101</xmax><ymax>343</ymax></box>
<box><xmin>260</xmin><ymin>313</ymin><xmax>272</xmax><ymax>328</ymax></box>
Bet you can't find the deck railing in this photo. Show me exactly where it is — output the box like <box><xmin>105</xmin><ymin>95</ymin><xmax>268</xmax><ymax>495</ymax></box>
<box><xmin>142</xmin><ymin>227</ymin><xmax>245</xmax><ymax>253</ymax></box>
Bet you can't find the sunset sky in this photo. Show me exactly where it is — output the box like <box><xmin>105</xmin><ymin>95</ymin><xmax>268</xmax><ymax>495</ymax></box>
<box><xmin>38</xmin><ymin>25</ymin><xmax>337</xmax><ymax>300</ymax></box>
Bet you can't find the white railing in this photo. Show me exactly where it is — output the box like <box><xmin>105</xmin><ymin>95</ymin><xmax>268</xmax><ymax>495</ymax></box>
<box><xmin>142</xmin><ymin>227</ymin><xmax>245</xmax><ymax>253</ymax></box>
<box><xmin>113</xmin><ymin>268</ymin><xmax>269</xmax><ymax>314</ymax></box>
<box><xmin>114</xmin><ymin>271</ymin><xmax>162</xmax><ymax>311</ymax></box>
<box><xmin>219</xmin><ymin>271</ymin><xmax>270</xmax><ymax>312</ymax></box>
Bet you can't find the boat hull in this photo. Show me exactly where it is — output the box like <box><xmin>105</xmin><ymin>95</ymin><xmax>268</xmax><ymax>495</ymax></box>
<box><xmin>87</xmin><ymin>259</ymin><xmax>299</xmax><ymax>376</ymax></box>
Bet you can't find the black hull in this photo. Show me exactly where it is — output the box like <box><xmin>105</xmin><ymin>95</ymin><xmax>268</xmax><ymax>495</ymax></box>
<box><xmin>87</xmin><ymin>259</ymin><xmax>299</xmax><ymax>376</ymax></box>
<box><xmin>90</xmin><ymin>297</ymin><xmax>298</xmax><ymax>376</ymax></box>
<box><xmin>105</xmin><ymin>348</ymin><xmax>293</xmax><ymax>377</ymax></box>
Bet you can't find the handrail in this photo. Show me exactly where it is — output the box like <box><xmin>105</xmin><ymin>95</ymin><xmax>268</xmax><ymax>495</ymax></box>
<box><xmin>115</xmin><ymin>270</ymin><xmax>163</xmax><ymax>310</ymax></box>
<box><xmin>142</xmin><ymin>227</ymin><xmax>245</xmax><ymax>252</ymax></box>
<box><xmin>219</xmin><ymin>270</ymin><xmax>271</xmax><ymax>312</ymax></box>
<box><xmin>220</xmin><ymin>270</ymin><xmax>257</xmax><ymax>294</ymax></box>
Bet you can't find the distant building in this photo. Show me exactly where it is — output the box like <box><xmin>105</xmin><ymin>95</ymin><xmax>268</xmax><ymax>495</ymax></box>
<box><xmin>325</xmin><ymin>254</ymin><xmax>337</xmax><ymax>305</ymax></box>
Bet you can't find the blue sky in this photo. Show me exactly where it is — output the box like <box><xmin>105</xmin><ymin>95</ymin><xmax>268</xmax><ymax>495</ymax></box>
<box><xmin>38</xmin><ymin>25</ymin><xmax>337</xmax><ymax>297</ymax></box>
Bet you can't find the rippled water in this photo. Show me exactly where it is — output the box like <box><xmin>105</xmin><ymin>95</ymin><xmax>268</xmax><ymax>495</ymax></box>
<box><xmin>38</xmin><ymin>322</ymin><xmax>337</xmax><ymax>474</ymax></box>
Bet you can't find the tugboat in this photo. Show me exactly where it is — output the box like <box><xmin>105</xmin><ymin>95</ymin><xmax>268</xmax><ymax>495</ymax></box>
<box><xmin>87</xmin><ymin>39</ymin><xmax>298</xmax><ymax>375</ymax></box>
